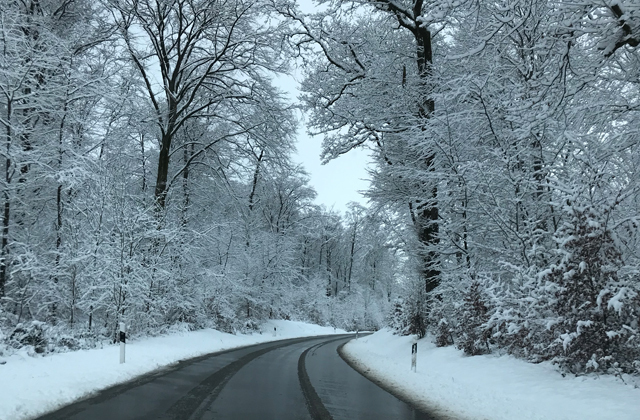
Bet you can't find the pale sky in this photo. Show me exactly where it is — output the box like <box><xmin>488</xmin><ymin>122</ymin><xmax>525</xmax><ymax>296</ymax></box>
<box><xmin>294</xmin><ymin>125</ymin><xmax>371</xmax><ymax>214</ymax></box>
<box><xmin>276</xmin><ymin>0</ymin><xmax>372</xmax><ymax>214</ymax></box>
<box><xmin>274</xmin><ymin>71</ymin><xmax>372</xmax><ymax>214</ymax></box>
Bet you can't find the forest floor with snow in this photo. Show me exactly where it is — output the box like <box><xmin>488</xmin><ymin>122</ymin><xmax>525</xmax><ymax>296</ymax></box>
<box><xmin>0</xmin><ymin>320</ymin><xmax>345</xmax><ymax>420</ymax></box>
<box><xmin>342</xmin><ymin>329</ymin><xmax>640</xmax><ymax>420</ymax></box>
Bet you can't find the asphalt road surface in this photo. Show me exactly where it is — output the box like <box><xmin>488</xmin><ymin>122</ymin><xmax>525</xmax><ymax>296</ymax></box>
<box><xmin>36</xmin><ymin>335</ymin><xmax>436</xmax><ymax>420</ymax></box>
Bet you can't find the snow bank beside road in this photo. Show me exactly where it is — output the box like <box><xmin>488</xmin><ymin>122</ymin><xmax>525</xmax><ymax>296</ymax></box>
<box><xmin>342</xmin><ymin>329</ymin><xmax>640</xmax><ymax>420</ymax></box>
<box><xmin>0</xmin><ymin>320</ymin><xmax>345</xmax><ymax>420</ymax></box>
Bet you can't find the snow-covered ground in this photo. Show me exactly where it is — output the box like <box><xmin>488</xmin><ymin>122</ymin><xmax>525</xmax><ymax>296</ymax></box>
<box><xmin>0</xmin><ymin>320</ymin><xmax>345</xmax><ymax>420</ymax></box>
<box><xmin>342</xmin><ymin>329</ymin><xmax>640</xmax><ymax>420</ymax></box>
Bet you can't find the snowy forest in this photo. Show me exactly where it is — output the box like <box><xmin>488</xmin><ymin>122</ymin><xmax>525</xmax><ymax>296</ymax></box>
<box><xmin>1</xmin><ymin>0</ymin><xmax>639</xmax><ymax>377</ymax></box>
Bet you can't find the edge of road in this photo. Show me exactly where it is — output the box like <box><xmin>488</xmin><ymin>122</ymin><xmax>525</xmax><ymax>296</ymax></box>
<box><xmin>337</xmin><ymin>338</ymin><xmax>459</xmax><ymax>420</ymax></box>
<box><xmin>33</xmin><ymin>334</ymin><xmax>351</xmax><ymax>420</ymax></box>
<box><xmin>297</xmin><ymin>336</ymin><xmax>352</xmax><ymax>420</ymax></box>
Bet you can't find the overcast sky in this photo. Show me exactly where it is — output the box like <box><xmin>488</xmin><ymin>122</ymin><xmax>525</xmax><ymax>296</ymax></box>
<box><xmin>293</xmin><ymin>124</ymin><xmax>371</xmax><ymax>214</ymax></box>
<box><xmin>270</xmin><ymin>0</ymin><xmax>372</xmax><ymax>215</ymax></box>
<box><xmin>275</xmin><ymin>74</ymin><xmax>372</xmax><ymax>214</ymax></box>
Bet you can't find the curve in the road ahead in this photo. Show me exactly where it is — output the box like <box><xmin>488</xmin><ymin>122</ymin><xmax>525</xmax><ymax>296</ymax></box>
<box><xmin>34</xmin><ymin>334</ymin><xmax>441</xmax><ymax>420</ymax></box>
<box><xmin>158</xmin><ymin>338</ymin><xmax>302</xmax><ymax>420</ymax></box>
<box><xmin>303</xmin><ymin>337</ymin><xmax>436</xmax><ymax>420</ymax></box>
<box><xmin>36</xmin><ymin>337</ymin><xmax>324</xmax><ymax>420</ymax></box>
<box><xmin>298</xmin><ymin>339</ymin><xmax>340</xmax><ymax>420</ymax></box>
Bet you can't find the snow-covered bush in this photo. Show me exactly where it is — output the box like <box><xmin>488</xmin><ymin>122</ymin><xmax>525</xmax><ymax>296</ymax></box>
<box><xmin>388</xmin><ymin>292</ymin><xmax>427</xmax><ymax>338</ymax></box>
<box><xmin>435</xmin><ymin>317</ymin><xmax>454</xmax><ymax>347</ymax></box>
<box><xmin>540</xmin><ymin>206</ymin><xmax>640</xmax><ymax>373</ymax></box>
<box><xmin>10</xmin><ymin>321</ymin><xmax>47</xmax><ymax>354</ymax></box>
<box><xmin>455</xmin><ymin>281</ymin><xmax>491</xmax><ymax>356</ymax></box>
<box><xmin>485</xmin><ymin>276</ymin><xmax>541</xmax><ymax>361</ymax></box>
<box><xmin>4</xmin><ymin>322</ymin><xmax>112</xmax><ymax>355</ymax></box>
<box><xmin>387</xmin><ymin>298</ymin><xmax>406</xmax><ymax>333</ymax></box>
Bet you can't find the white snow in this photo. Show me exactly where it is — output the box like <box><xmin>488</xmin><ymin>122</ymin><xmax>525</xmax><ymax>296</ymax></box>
<box><xmin>0</xmin><ymin>320</ymin><xmax>345</xmax><ymax>420</ymax></box>
<box><xmin>608</xmin><ymin>287</ymin><xmax>634</xmax><ymax>314</ymax></box>
<box><xmin>342</xmin><ymin>329</ymin><xmax>640</xmax><ymax>420</ymax></box>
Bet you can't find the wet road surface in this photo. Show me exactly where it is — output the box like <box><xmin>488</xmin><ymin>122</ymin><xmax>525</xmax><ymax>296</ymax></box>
<box><xmin>36</xmin><ymin>335</ymin><xmax>435</xmax><ymax>420</ymax></box>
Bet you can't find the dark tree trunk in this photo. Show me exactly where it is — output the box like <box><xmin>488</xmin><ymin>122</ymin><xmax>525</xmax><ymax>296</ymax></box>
<box><xmin>154</xmin><ymin>91</ymin><xmax>178</xmax><ymax>211</ymax></box>
<box><xmin>140</xmin><ymin>134</ymin><xmax>147</xmax><ymax>197</ymax></box>
<box><xmin>154</xmin><ymin>132</ymin><xmax>172</xmax><ymax>210</ymax></box>
<box><xmin>0</xmin><ymin>101</ymin><xmax>12</xmax><ymax>298</ymax></box>
<box><xmin>181</xmin><ymin>143</ymin><xmax>193</xmax><ymax>227</ymax></box>
<box><xmin>347</xmin><ymin>223</ymin><xmax>356</xmax><ymax>292</ymax></box>
<box><xmin>0</xmin><ymin>183</ymin><xmax>9</xmax><ymax>298</ymax></box>
<box><xmin>411</xmin><ymin>3</ymin><xmax>440</xmax><ymax>293</ymax></box>
<box><xmin>375</xmin><ymin>0</ymin><xmax>440</xmax><ymax>292</ymax></box>
<box><xmin>248</xmin><ymin>150</ymin><xmax>264</xmax><ymax>212</ymax></box>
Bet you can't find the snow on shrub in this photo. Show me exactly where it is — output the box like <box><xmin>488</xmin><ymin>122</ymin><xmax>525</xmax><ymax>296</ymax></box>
<box><xmin>9</xmin><ymin>321</ymin><xmax>47</xmax><ymax>354</ymax></box>
<box><xmin>455</xmin><ymin>281</ymin><xmax>491</xmax><ymax>355</ymax></box>
<box><xmin>539</xmin><ymin>206</ymin><xmax>640</xmax><ymax>374</ymax></box>
<box><xmin>388</xmin><ymin>293</ymin><xmax>427</xmax><ymax>338</ymax></box>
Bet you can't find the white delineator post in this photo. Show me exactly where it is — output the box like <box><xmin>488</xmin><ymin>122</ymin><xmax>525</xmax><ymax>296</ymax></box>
<box><xmin>119</xmin><ymin>322</ymin><xmax>126</xmax><ymax>364</ymax></box>
<box><xmin>273</xmin><ymin>327</ymin><xmax>277</xmax><ymax>337</ymax></box>
<box><xmin>411</xmin><ymin>342</ymin><xmax>417</xmax><ymax>372</ymax></box>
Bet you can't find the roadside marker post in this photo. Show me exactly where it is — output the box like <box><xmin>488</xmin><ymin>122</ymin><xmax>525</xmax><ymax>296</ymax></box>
<box><xmin>411</xmin><ymin>342</ymin><xmax>417</xmax><ymax>372</ymax></box>
<box><xmin>273</xmin><ymin>327</ymin><xmax>277</xmax><ymax>337</ymax></box>
<box><xmin>119</xmin><ymin>322</ymin><xmax>126</xmax><ymax>364</ymax></box>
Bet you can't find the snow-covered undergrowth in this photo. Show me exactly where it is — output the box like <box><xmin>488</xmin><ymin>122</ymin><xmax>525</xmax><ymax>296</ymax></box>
<box><xmin>342</xmin><ymin>329</ymin><xmax>640</xmax><ymax>420</ymax></box>
<box><xmin>0</xmin><ymin>320</ymin><xmax>344</xmax><ymax>420</ymax></box>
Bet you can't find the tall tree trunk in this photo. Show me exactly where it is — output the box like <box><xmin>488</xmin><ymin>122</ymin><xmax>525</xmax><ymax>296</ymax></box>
<box><xmin>154</xmin><ymin>132</ymin><xmax>172</xmax><ymax>210</ymax></box>
<box><xmin>248</xmin><ymin>150</ymin><xmax>264</xmax><ymax>212</ymax></box>
<box><xmin>0</xmin><ymin>163</ymin><xmax>10</xmax><ymax>299</ymax></box>
<box><xmin>347</xmin><ymin>223</ymin><xmax>356</xmax><ymax>292</ymax></box>
<box><xmin>411</xmin><ymin>3</ymin><xmax>439</xmax><ymax>293</ymax></box>
<box><xmin>154</xmin><ymin>93</ymin><xmax>179</xmax><ymax>211</ymax></box>
<box><xmin>181</xmin><ymin>143</ymin><xmax>192</xmax><ymax>228</ymax></box>
<box><xmin>53</xmin><ymin>105</ymin><xmax>67</xmax><ymax>322</ymax></box>
<box><xmin>373</xmin><ymin>0</ymin><xmax>440</xmax><ymax>292</ymax></box>
<box><xmin>0</xmin><ymin>101</ymin><xmax>13</xmax><ymax>298</ymax></box>
<box><xmin>140</xmin><ymin>134</ymin><xmax>147</xmax><ymax>201</ymax></box>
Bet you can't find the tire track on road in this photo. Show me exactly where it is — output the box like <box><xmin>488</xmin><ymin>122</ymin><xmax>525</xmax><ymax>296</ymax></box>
<box><xmin>36</xmin><ymin>336</ymin><xmax>327</xmax><ymax>420</ymax></box>
<box><xmin>163</xmin><ymin>336</ymin><xmax>326</xmax><ymax>420</ymax></box>
<box><xmin>297</xmin><ymin>336</ymin><xmax>352</xmax><ymax>420</ymax></box>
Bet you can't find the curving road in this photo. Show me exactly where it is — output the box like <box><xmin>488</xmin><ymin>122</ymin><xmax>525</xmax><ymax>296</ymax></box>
<box><xmin>36</xmin><ymin>335</ymin><xmax>435</xmax><ymax>420</ymax></box>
